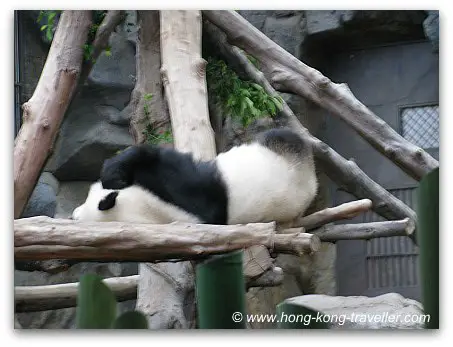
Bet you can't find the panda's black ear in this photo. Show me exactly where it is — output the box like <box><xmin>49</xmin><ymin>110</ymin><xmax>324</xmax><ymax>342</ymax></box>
<box><xmin>98</xmin><ymin>191</ymin><xmax>119</xmax><ymax>211</ymax></box>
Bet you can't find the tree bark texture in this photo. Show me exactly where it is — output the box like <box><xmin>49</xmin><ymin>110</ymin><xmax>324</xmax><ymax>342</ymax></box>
<box><xmin>124</xmin><ymin>10</ymin><xmax>170</xmax><ymax>144</ymax></box>
<box><xmin>14</xmin><ymin>11</ymin><xmax>92</xmax><ymax>218</ymax></box>
<box><xmin>14</xmin><ymin>217</ymin><xmax>320</xmax><ymax>262</ymax></box>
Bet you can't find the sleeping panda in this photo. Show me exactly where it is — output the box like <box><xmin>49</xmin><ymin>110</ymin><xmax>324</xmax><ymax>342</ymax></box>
<box><xmin>72</xmin><ymin>128</ymin><xmax>318</xmax><ymax>226</ymax></box>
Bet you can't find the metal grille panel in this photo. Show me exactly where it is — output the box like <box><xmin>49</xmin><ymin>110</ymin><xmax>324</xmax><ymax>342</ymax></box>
<box><xmin>401</xmin><ymin>105</ymin><xmax>439</xmax><ymax>149</ymax></box>
<box><xmin>365</xmin><ymin>188</ymin><xmax>420</xmax><ymax>290</ymax></box>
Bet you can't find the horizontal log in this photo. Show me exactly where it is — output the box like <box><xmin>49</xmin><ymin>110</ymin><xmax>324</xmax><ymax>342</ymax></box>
<box><xmin>313</xmin><ymin>218</ymin><xmax>415</xmax><ymax>242</ymax></box>
<box><xmin>15</xmin><ymin>275</ymin><xmax>139</xmax><ymax>313</ymax></box>
<box><xmin>14</xmin><ymin>217</ymin><xmax>320</xmax><ymax>262</ymax></box>
<box><xmin>16</xmin><ymin>267</ymin><xmax>284</xmax><ymax>313</ymax></box>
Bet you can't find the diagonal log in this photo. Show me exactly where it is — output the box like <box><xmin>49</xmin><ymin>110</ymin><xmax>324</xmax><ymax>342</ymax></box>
<box><xmin>203</xmin><ymin>10</ymin><xmax>438</xmax><ymax>181</ymax></box>
<box><xmin>203</xmin><ymin>21</ymin><xmax>417</xmax><ymax>235</ymax></box>
<box><xmin>14</xmin><ymin>11</ymin><xmax>92</xmax><ymax>219</ymax></box>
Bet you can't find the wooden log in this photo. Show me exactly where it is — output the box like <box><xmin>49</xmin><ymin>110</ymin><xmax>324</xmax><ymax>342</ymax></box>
<box><xmin>15</xmin><ymin>268</ymin><xmax>285</xmax><ymax>313</ymax></box>
<box><xmin>203</xmin><ymin>21</ymin><xmax>417</xmax><ymax>230</ymax></box>
<box><xmin>15</xmin><ymin>275</ymin><xmax>139</xmax><ymax>313</ymax></box>
<box><xmin>14</xmin><ymin>217</ymin><xmax>275</xmax><ymax>261</ymax></box>
<box><xmin>14</xmin><ymin>11</ymin><xmax>92</xmax><ymax>218</ymax></box>
<box><xmin>125</xmin><ymin>10</ymin><xmax>170</xmax><ymax>144</ymax></box>
<box><xmin>293</xmin><ymin>199</ymin><xmax>373</xmax><ymax>230</ymax></box>
<box><xmin>313</xmin><ymin>218</ymin><xmax>415</xmax><ymax>242</ymax></box>
<box><xmin>160</xmin><ymin>10</ymin><xmax>216</xmax><ymax>160</ymax></box>
<box><xmin>203</xmin><ymin>10</ymin><xmax>439</xmax><ymax>181</ymax></box>
<box><xmin>14</xmin><ymin>217</ymin><xmax>320</xmax><ymax>261</ymax></box>
<box><xmin>145</xmin><ymin>10</ymin><xmax>217</xmax><ymax>329</ymax></box>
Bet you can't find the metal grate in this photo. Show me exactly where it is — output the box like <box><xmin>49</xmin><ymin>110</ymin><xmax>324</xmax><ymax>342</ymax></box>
<box><xmin>365</xmin><ymin>188</ymin><xmax>419</xmax><ymax>290</ymax></box>
<box><xmin>401</xmin><ymin>105</ymin><xmax>439</xmax><ymax>149</ymax></box>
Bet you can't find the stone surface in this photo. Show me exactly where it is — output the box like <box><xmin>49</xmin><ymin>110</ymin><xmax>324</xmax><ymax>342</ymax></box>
<box><xmin>45</xmin><ymin>27</ymin><xmax>136</xmax><ymax>182</ymax></box>
<box><xmin>54</xmin><ymin>181</ymin><xmax>94</xmax><ymax>219</ymax></box>
<box><xmin>88</xmin><ymin>32</ymin><xmax>136</xmax><ymax>89</ymax></box>
<box><xmin>45</xmin><ymin>84</ymin><xmax>134</xmax><ymax>181</ymax></box>
<box><xmin>283</xmin><ymin>293</ymin><xmax>425</xmax><ymax>329</ymax></box>
<box><xmin>237</xmin><ymin>10</ymin><xmax>271</xmax><ymax>31</ymax></box>
<box><xmin>423</xmin><ymin>10</ymin><xmax>439</xmax><ymax>53</ymax></box>
<box><xmin>246</xmin><ymin>243</ymin><xmax>336</xmax><ymax>329</ymax></box>
<box><xmin>21</xmin><ymin>172</ymin><xmax>59</xmax><ymax>218</ymax></box>
<box><xmin>263</xmin><ymin>14</ymin><xmax>305</xmax><ymax>57</ymax></box>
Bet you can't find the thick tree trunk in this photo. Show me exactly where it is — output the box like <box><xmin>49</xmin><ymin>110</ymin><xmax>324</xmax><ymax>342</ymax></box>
<box><xmin>124</xmin><ymin>11</ymin><xmax>170</xmax><ymax>144</ymax></box>
<box><xmin>203</xmin><ymin>21</ymin><xmax>417</xmax><ymax>231</ymax></box>
<box><xmin>203</xmin><ymin>10</ymin><xmax>439</xmax><ymax>181</ymax></box>
<box><xmin>14</xmin><ymin>11</ymin><xmax>92</xmax><ymax>218</ymax></box>
<box><xmin>132</xmin><ymin>10</ymin><xmax>216</xmax><ymax>330</ymax></box>
<box><xmin>161</xmin><ymin>11</ymin><xmax>216</xmax><ymax>160</ymax></box>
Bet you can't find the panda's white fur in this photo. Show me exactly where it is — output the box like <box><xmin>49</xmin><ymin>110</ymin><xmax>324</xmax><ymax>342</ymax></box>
<box><xmin>216</xmin><ymin>142</ymin><xmax>317</xmax><ymax>224</ymax></box>
<box><xmin>72</xmin><ymin>182</ymin><xmax>201</xmax><ymax>224</ymax></box>
<box><xmin>72</xmin><ymin>128</ymin><xmax>318</xmax><ymax>226</ymax></box>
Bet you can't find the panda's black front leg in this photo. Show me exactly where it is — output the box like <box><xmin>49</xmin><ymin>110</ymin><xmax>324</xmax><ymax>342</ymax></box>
<box><xmin>101</xmin><ymin>145</ymin><xmax>158</xmax><ymax>190</ymax></box>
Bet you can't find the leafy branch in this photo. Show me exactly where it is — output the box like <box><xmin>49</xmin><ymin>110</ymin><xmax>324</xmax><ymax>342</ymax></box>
<box><xmin>206</xmin><ymin>57</ymin><xmax>283</xmax><ymax>127</ymax></box>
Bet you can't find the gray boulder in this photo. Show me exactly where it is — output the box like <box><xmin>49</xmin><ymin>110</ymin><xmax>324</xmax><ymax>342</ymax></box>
<box><xmin>45</xmin><ymin>84</ymin><xmax>134</xmax><ymax>181</ymax></box>
<box><xmin>21</xmin><ymin>172</ymin><xmax>59</xmax><ymax>218</ymax></box>
<box><xmin>282</xmin><ymin>293</ymin><xmax>425</xmax><ymax>329</ymax></box>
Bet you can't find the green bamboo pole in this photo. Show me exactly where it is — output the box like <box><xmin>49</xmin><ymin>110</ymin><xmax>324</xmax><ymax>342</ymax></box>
<box><xmin>417</xmin><ymin>167</ymin><xmax>439</xmax><ymax>329</ymax></box>
<box><xmin>276</xmin><ymin>302</ymin><xmax>329</xmax><ymax>329</ymax></box>
<box><xmin>196</xmin><ymin>251</ymin><xmax>246</xmax><ymax>329</ymax></box>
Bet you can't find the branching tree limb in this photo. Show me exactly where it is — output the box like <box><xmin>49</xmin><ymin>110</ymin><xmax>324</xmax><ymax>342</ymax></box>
<box><xmin>14</xmin><ymin>11</ymin><xmax>92</xmax><ymax>219</ymax></box>
<box><xmin>203</xmin><ymin>11</ymin><xmax>438</xmax><ymax>181</ymax></box>
<box><xmin>203</xmin><ymin>21</ymin><xmax>417</xmax><ymax>233</ymax></box>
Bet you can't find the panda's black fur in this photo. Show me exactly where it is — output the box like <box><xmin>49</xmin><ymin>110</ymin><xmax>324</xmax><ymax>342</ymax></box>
<box><xmin>73</xmin><ymin>127</ymin><xmax>317</xmax><ymax>226</ymax></box>
<box><xmin>100</xmin><ymin>143</ymin><xmax>229</xmax><ymax>224</ymax></box>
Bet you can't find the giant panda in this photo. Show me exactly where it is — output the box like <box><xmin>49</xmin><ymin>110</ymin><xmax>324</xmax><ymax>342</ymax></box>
<box><xmin>72</xmin><ymin>128</ymin><xmax>318</xmax><ymax>226</ymax></box>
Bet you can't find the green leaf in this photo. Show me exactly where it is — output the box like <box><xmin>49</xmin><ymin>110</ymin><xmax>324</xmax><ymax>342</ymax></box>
<box><xmin>48</xmin><ymin>12</ymin><xmax>56</xmax><ymax>21</ymax></box>
<box><xmin>46</xmin><ymin>29</ymin><xmax>53</xmax><ymax>42</ymax></box>
<box><xmin>113</xmin><ymin>312</ymin><xmax>148</xmax><ymax>329</ymax></box>
<box><xmin>40</xmin><ymin>24</ymin><xmax>48</xmax><ymax>31</ymax></box>
<box><xmin>76</xmin><ymin>274</ymin><xmax>117</xmax><ymax>329</ymax></box>
<box><xmin>144</xmin><ymin>93</ymin><xmax>153</xmax><ymax>101</ymax></box>
<box><xmin>251</xmin><ymin>83</ymin><xmax>264</xmax><ymax>92</ymax></box>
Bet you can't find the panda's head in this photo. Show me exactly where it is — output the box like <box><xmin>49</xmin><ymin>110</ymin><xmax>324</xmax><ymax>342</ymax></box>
<box><xmin>72</xmin><ymin>181</ymin><xmax>201</xmax><ymax>224</ymax></box>
<box><xmin>72</xmin><ymin>182</ymin><xmax>122</xmax><ymax>222</ymax></box>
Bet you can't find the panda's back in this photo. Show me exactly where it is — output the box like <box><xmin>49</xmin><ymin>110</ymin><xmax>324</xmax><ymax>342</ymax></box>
<box><xmin>215</xmin><ymin>142</ymin><xmax>317</xmax><ymax>225</ymax></box>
